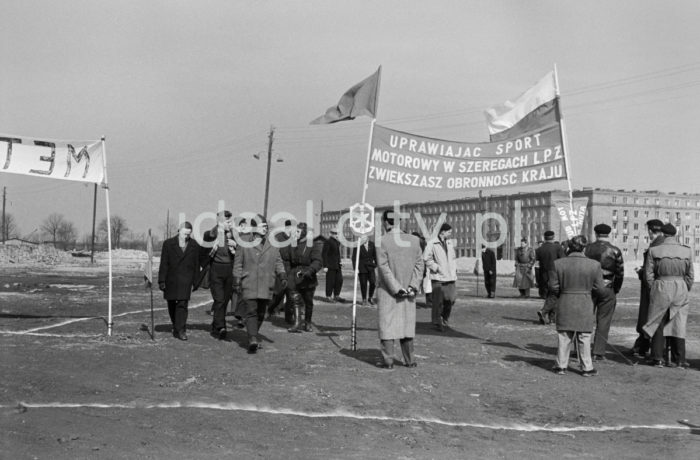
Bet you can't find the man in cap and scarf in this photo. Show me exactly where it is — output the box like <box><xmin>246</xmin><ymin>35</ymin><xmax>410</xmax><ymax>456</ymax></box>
<box><xmin>584</xmin><ymin>223</ymin><xmax>624</xmax><ymax>362</ymax></box>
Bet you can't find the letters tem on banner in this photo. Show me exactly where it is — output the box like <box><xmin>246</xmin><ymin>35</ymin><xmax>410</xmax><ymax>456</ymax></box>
<box><xmin>0</xmin><ymin>136</ymin><xmax>105</xmax><ymax>185</ymax></box>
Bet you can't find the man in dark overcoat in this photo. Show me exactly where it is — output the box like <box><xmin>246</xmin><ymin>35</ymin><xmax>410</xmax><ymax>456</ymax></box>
<box><xmin>549</xmin><ymin>235</ymin><xmax>606</xmax><ymax>376</ymax></box>
<box><xmin>322</xmin><ymin>228</ymin><xmax>344</xmax><ymax>302</ymax></box>
<box><xmin>352</xmin><ymin>236</ymin><xmax>377</xmax><ymax>305</ymax></box>
<box><xmin>584</xmin><ymin>223</ymin><xmax>624</xmax><ymax>361</ymax></box>
<box><xmin>631</xmin><ymin>219</ymin><xmax>664</xmax><ymax>357</ymax></box>
<box><xmin>158</xmin><ymin>222</ymin><xmax>202</xmax><ymax>341</ymax></box>
<box><xmin>643</xmin><ymin>223</ymin><xmax>694</xmax><ymax>368</ymax></box>
<box><xmin>480</xmin><ymin>245</ymin><xmax>497</xmax><ymax>298</ymax></box>
<box><xmin>536</xmin><ymin>230</ymin><xmax>566</xmax><ymax>324</ymax></box>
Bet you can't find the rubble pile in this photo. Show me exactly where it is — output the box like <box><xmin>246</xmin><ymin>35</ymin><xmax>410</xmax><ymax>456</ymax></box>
<box><xmin>0</xmin><ymin>243</ymin><xmax>73</xmax><ymax>265</ymax></box>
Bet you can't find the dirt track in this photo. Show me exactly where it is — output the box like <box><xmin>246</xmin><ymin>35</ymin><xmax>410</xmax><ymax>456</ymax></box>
<box><xmin>1</xmin><ymin>264</ymin><xmax>700</xmax><ymax>459</ymax></box>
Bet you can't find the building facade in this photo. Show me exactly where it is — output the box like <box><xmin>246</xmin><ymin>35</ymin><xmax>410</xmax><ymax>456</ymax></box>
<box><xmin>320</xmin><ymin>188</ymin><xmax>700</xmax><ymax>260</ymax></box>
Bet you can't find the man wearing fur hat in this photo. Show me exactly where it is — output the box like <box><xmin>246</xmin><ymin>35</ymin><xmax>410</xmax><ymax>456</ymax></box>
<box><xmin>631</xmin><ymin>219</ymin><xmax>664</xmax><ymax>358</ymax></box>
<box><xmin>643</xmin><ymin>223</ymin><xmax>694</xmax><ymax>368</ymax></box>
<box><xmin>584</xmin><ymin>223</ymin><xmax>624</xmax><ymax>361</ymax></box>
<box><xmin>233</xmin><ymin>215</ymin><xmax>287</xmax><ymax>353</ymax></box>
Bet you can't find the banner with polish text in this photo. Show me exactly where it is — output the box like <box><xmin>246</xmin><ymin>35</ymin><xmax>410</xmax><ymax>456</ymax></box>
<box><xmin>0</xmin><ymin>136</ymin><xmax>105</xmax><ymax>185</ymax></box>
<box><xmin>368</xmin><ymin>123</ymin><xmax>566</xmax><ymax>191</ymax></box>
<box><xmin>554</xmin><ymin>197</ymin><xmax>589</xmax><ymax>239</ymax></box>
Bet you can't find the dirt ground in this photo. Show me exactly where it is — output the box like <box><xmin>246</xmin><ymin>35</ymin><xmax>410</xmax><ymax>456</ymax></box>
<box><xmin>1</xmin><ymin>261</ymin><xmax>700</xmax><ymax>459</ymax></box>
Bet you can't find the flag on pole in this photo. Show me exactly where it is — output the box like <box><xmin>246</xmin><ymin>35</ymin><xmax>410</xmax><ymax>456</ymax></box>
<box><xmin>310</xmin><ymin>67</ymin><xmax>381</xmax><ymax>124</ymax></box>
<box><xmin>484</xmin><ymin>71</ymin><xmax>559</xmax><ymax>142</ymax></box>
<box><xmin>144</xmin><ymin>229</ymin><xmax>153</xmax><ymax>288</ymax></box>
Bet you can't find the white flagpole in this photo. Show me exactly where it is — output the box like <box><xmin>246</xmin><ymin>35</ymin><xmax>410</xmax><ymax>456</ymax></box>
<box><xmin>351</xmin><ymin>66</ymin><xmax>381</xmax><ymax>351</ymax></box>
<box><xmin>553</xmin><ymin>64</ymin><xmax>578</xmax><ymax>235</ymax></box>
<box><xmin>101</xmin><ymin>136</ymin><xmax>114</xmax><ymax>336</ymax></box>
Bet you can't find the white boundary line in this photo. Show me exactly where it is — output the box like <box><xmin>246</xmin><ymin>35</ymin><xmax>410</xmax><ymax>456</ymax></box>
<box><xmin>1</xmin><ymin>401</ymin><xmax>691</xmax><ymax>433</ymax></box>
<box><xmin>0</xmin><ymin>300</ymin><xmax>212</xmax><ymax>336</ymax></box>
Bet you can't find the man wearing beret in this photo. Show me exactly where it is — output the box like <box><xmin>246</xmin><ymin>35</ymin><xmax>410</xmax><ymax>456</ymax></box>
<box><xmin>631</xmin><ymin>219</ymin><xmax>664</xmax><ymax>358</ymax></box>
<box><xmin>643</xmin><ymin>223</ymin><xmax>694</xmax><ymax>368</ymax></box>
<box><xmin>536</xmin><ymin>230</ymin><xmax>566</xmax><ymax>324</ymax></box>
<box><xmin>584</xmin><ymin>223</ymin><xmax>624</xmax><ymax>361</ymax></box>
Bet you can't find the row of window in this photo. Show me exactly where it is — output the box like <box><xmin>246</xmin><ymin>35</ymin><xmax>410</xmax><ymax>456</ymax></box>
<box><xmin>612</xmin><ymin>209</ymin><xmax>700</xmax><ymax>220</ymax></box>
<box><xmin>611</xmin><ymin>195</ymin><xmax>700</xmax><ymax>207</ymax></box>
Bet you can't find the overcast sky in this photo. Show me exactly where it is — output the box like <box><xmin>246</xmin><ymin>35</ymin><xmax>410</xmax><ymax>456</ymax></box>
<box><xmin>2</xmin><ymin>0</ymin><xmax>699</xmax><ymax>241</ymax></box>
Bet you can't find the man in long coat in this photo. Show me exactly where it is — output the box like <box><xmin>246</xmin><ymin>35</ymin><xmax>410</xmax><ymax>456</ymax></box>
<box><xmin>643</xmin><ymin>223</ymin><xmax>694</xmax><ymax>367</ymax></box>
<box><xmin>158</xmin><ymin>222</ymin><xmax>202</xmax><ymax>341</ymax></box>
<box><xmin>536</xmin><ymin>230</ymin><xmax>565</xmax><ymax>324</ymax></box>
<box><xmin>513</xmin><ymin>238</ymin><xmax>536</xmax><ymax>297</ymax></box>
<box><xmin>549</xmin><ymin>235</ymin><xmax>606</xmax><ymax>376</ymax></box>
<box><xmin>480</xmin><ymin>245</ymin><xmax>497</xmax><ymax>298</ymax></box>
<box><xmin>322</xmin><ymin>229</ymin><xmax>344</xmax><ymax>302</ymax></box>
<box><xmin>631</xmin><ymin>219</ymin><xmax>664</xmax><ymax>357</ymax></box>
<box><xmin>233</xmin><ymin>215</ymin><xmax>287</xmax><ymax>353</ymax></box>
<box><xmin>375</xmin><ymin>210</ymin><xmax>424</xmax><ymax>369</ymax></box>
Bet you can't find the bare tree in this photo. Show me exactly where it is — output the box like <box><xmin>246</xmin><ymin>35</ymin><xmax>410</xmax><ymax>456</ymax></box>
<box><xmin>0</xmin><ymin>213</ymin><xmax>19</xmax><ymax>240</ymax></box>
<box><xmin>41</xmin><ymin>213</ymin><xmax>67</xmax><ymax>248</ymax></box>
<box><xmin>99</xmin><ymin>215</ymin><xmax>129</xmax><ymax>249</ymax></box>
<box><xmin>57</xmin><ymin>221</ymin><xmax>77</xmax><ymax>250</ymax></box>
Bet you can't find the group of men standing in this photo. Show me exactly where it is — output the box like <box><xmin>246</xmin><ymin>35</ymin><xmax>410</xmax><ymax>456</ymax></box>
<box><xmin>157</xmin><ymin>212</ymin><xmax>329</xmax><ymax>353</ymax></box>
<box><xmin>547</xmin><ymin>219</ymin><xmax>694</xmax><ymax>375</ymax></box>
<box><xmin>155</xmin><ymin>209</ymin><xmax>694</xmax><ymax>372</ymax></box>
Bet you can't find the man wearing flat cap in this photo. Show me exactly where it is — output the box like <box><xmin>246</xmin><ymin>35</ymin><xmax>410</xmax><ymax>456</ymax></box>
<box><xmin>643</xmin><ymin>223</ymin><xmax>694</xmax><ymax>368</ymax></box>
<box><xmin>584</xmin><ymin>223</ymin><xmax>624</xmax><ymax>361</ymax></box>
<box><xmin>536</xmin><ymin>230</ymin><xmax>566</xmax><ymax>324</ymax></box>
<box><xmin>631</xmin><ymin>219</ymin><xmax>664</xmax><ymax>358</ymax></box>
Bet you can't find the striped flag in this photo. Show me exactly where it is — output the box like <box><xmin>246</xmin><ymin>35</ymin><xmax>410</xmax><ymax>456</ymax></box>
<box><xmin>485</xmin><ymin>71</ymin><xmax>559</xmax><ymax>142</ymax></box>
<box><xmin>310</xmin><ymin>67</ymin><xmax>381</xmax><ymax>124</ymax></box>
<box><xmin>144</xmin><ymin>229</ymin><xmax>153</xmax><ymax>288</ymax></box>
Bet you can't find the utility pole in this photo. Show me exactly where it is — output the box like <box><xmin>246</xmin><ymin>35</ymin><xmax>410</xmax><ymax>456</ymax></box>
<box><xmin>263</xmin><ymin>126</ymin><xmax>275</xmax><ymax>219</ymax></box>
<box><xmin>2</xmin><ymin>186</ymin><xmax>6</xmax><ymax>242</ymax></box>
<box><xmin>165</xmin><ymin>209</ymin><xmax>170</xmax><ymax>240</ymax></box>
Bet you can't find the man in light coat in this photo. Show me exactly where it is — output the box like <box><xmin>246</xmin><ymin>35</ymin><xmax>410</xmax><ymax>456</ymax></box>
<box><xmin>643</xmin><ymin>223</ymin><xmax>694</xmax><ymax>368</ymax></box>
<box><xmin>631</xmin><ymin>219</ymin><xmax>664</xmax><ymax>357</ymax></box>
<box><xmin>233</xmin><ymin>215</ymin><xmax>287</xmax><ymax>353</ymax></box>
<box><xmin>549</xmin><ymin>235</ymin><xmax>606</xmax><ymax>376</ymax></box>
<box><xmin>424</xmin><ymin>222</ymin><xmax>457</xmax><ymax>332</ymax></box>
<box><xmin>375</xmin><ymin>210</ymin><xmax>424</xmax><ymax>369</ymax></box>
